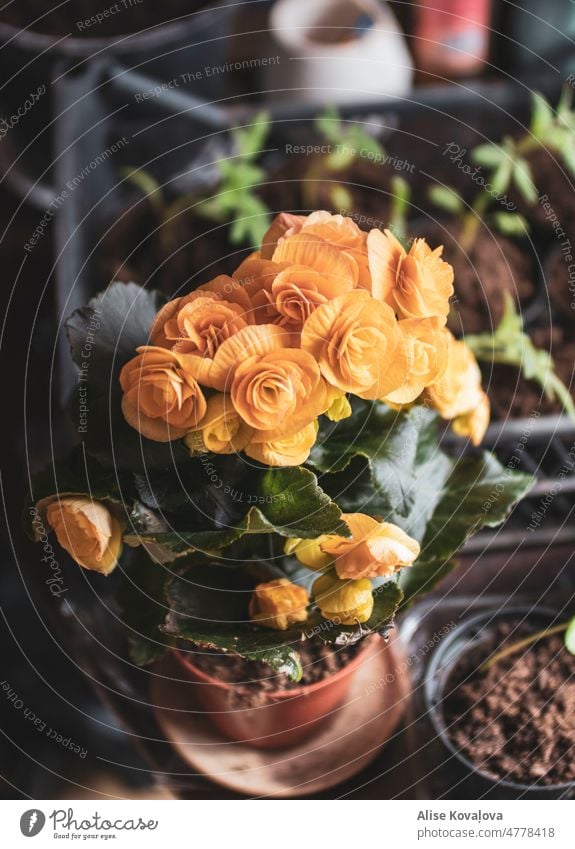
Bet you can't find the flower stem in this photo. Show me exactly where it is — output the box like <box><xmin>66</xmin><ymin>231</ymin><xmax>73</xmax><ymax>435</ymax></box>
<box><xmin>480</xmin><ymin>622</ymin><xmax>568</xmax><ymax>672</ymax></box>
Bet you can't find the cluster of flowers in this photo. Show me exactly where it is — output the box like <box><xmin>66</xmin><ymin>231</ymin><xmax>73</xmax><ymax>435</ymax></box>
<box><xmin>251</xmin><ymin>512</ymin><xmax>420</xmax><ymax>630</ymax></box>
<box><xmin>36</xmin><ymin>210</ymin><xmax>491</xmax><ymax>632</ymax></box>
<box><xmin>35</xmin><ymin>499</ymin><xmax>420</xmax><ymax>632</ymax></box>
<box><xmin>120</xmin><ymin>211</ymin><xmax>490</xmax><ymax>465</ymax></box>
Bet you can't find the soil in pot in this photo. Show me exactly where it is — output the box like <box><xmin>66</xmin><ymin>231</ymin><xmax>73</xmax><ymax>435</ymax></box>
<box><xmin>510</xmin><ymin>146</ymin><xmax>575</xmax><ymax>237</ymax></box>
<box><xmin>1</xmin><ymin>1</ymin><xmax>213</xmax><ymax>38</ymax></box>
<box><xmin>443</xmin><ymin>620</ymin><xmax>575</xmax><ymax>786</ymax></box>
<box><xmin>186</xmin><ymin>638</ymin><xmax>364</xmax><ymax>696</ymax></box>
<box><xmin>416</xmin><ymin>219</ymin><xmax>537</xmax><ymax>335</ymax></box>
<box><xmin>546</xmin><ymin>244</ymin><xmax>575</xmax><ymax>323</ymax></box>
<box><xmin>260</xmin><ymin>156</ymin><xmax>400</xmax><ymax>224</ymax></box>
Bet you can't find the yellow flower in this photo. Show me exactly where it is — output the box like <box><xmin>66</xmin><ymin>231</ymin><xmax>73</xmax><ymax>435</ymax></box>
<box><xmin>120</xmin><ymin>345</ymin><xmax>207</xmax><ymax>442</ymax></box>
<box><xmin>184</xmin><ymin>394</ymin><xmax>253</xmax><ymax>455</ymax></box>
<box><xmin>382</xmin><ymin>317</ymin><xmax>449</xmax><ymax>405</ymax></box>
<box><xmin>452</xmin><ymin>392</ymin><xmax>491</xmax><ymax>446</ymax></box>
<box><xmin>44</xmin><ymin>497</ymin><xmax>122</xmax><ymax>575</ymax></box>
<box><xmin>324</xmin><ymin>390</ymin><xmax>352</xmax><ymax>422</ymax></box>
<box><xmin>249</xmin><ymin>578</ymin><xmax>309</xmax><ymax>630</ymax></box>
<box><xmin>284</xmin><ymin>535</ymin><xmax>333</xmax><ymax>571</ymax></box>
<box><xmin>301</xmin><ymin>290</ymin><xmax>407</xmax><ymax>400</ymax></box>
<box><xmin>424</xmin><ymin>332</ymin><xmax>490</xmax><ymax>444</ymax></box>
<box><xmin>312</xmin><ymin>572</ymin><xmax>373</xmax><ymax>625</ymax></box>
<box><xmin>321</xmin><ymin>513</ymin><xmax>420</xmax><ymax>580</ymax></box>
<box><xmin>368</xmin><ymin>229</ymin><xmax>454</xmax><ymax>323</ymax></box>
<box><xmin>245</xmin><ymin>420</ymin><xmax>318</xmax><ymax>466</ymax></box>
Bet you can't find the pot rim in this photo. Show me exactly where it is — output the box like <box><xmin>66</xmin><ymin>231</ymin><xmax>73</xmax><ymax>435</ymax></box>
<box><xmin>0</xmin><ymin>1</ymin><xmax>234</xmax><ymax>57</ymax></box>
<box><xmin>173</xmin><ymin>635</ymin><xmax>378</xmax><ymax>699</ymax></box>
<box><xmin>425</xmin><ymin>604</ymin><xmax>575</xmax><ymax>792</ymax></box>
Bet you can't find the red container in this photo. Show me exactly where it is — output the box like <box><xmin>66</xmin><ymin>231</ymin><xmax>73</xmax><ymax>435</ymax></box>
<box><xmin>173</xmin><ymin>636</ymin><xmax>395</xmax><ymax>749</ymax></box>
<box><xmin>412</xmin><ymin>0</ymin><xmax>492</xmax><ymax>78</ymax></box>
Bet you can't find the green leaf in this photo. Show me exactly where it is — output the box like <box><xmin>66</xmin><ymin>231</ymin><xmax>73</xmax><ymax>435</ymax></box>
<box><xmin>512</xmin><ymin>157</ymin><xmax>538</xmax><ymax>204</ymax></box>
<box><xmin>427</xmin><ymin>184</ymin><xmax>464</xmax><ymax>214</ymax></box>
<box><xmin>565</xmin><ymin>616</ymin><xmax>575</xmax><ymax>655</ymax></box>
<box><xmin>129</xmin><ymin>465</ymin><xmax>350</xmax><ymax>558</ymax></box>
<box><xmin>66</xmin><ymin>282</ymin><xmax>166</xmax><ymax>396</ymax></box>
<box><xmin>234</xmin><ymin>111</ymin><xmax>270</xmax><ymax>159</ymax></box>
<box><xmin>310</xmin><ymin>401</ymin><xmax>533</xmax><ymax>602</ymax></box>
<box><xmin>560</xmin><ymin>140</ymin><xmax>575</xmax><ymax>177</ymax></box>
<box><xmin>162</xmin><ymin>564</ymin><xmax>304</xmax><ymax>680</ymax></box>
<box><xmin>311</xmin><ymin>403</ymin><xmax>451</xmax><ymax>541</ymax></box>
<box><xmin>491</xmin><ymin>211</ymin><xmax>528</xmax><ymax>237</ymax></box>
<box><xmin>315</xmin><ymin>105</ymin><xmax>343</xmax><ymax>146</ymax></box>
<box><xmin>389</xmin><ymin>175</ymin><xmax>411</xmax><ymax>240</ymax></box>
<box><xmin>466</xmin><ymin>294</ymin><xmax>575</xmax><ymax>420</ymax></box>
<box><xmin>530</xmin><ymin>91</ymin><xmax>555</xmax><ymax>139</ymax></box>
<box><xmin>471</xmin><ymin>144</ymin><xmax>505</xmax><ymax>168</ymax></box>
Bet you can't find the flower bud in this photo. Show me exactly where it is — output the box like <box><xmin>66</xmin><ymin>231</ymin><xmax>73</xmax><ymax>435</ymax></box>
<box><xmin>44</xmin><ymin>497</ymin><xmax>122</xmax><ymax>575</ymax></box>
<box><xmin>313</xmin><ymin>572</ymin><xmax>373</xmax><ymax>625</ymax></box>
<box><xmin>249</xmin><ymin>578</ymin><xmax>309</xmax><ymax>631</ymax></box>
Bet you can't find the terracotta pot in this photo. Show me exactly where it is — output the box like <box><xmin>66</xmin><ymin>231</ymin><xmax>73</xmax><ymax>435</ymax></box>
<box><xmin>173</xmin><ymin>636</ymin><xmax>399</xmax><ymax>750</ymax></box>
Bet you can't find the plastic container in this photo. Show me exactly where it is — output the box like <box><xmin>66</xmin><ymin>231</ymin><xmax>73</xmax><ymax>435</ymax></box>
<box><xmin>424</xmin><ymin>606</ymin><xmax>575</xmax><ymax>799</ymax></box>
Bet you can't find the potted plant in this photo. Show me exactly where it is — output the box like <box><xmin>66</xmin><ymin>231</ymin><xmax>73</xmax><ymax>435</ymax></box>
<box><xmin>28</xmin><ymin>210</ymin><xmax>532</xmax><ymax>764</ymax></box>
<box><xmin>425</xmin><ymin>606</ymin><xmax>575</xmax><ymax>798</ymax></box>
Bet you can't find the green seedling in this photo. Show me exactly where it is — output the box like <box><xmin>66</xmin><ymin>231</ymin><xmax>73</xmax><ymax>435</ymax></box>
<box><xmin>305</xmin><ymin>106</ymin><xmax>387</xmax><ymax>210</ymax></box>
<box><xmin>465</xmin><ymin>293</ymin><xmax>575</xmax><ymax>420</ymax></box>
<box><xmin>122</xmin><ymin>111</ymin><xmax>272</xmax><ymax>250</ymax></box>
<box><xmin>481</xmin><ymin>615</ymin><xmax>575</xmax><ymax>672</ymax></box>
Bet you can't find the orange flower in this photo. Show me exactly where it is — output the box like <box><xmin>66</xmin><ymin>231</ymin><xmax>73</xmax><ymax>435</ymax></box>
<box><xmin>44</xmin><ymin>497</ymin><xmax>122</xmax><ymax>575</ymax></box>
<box><xmin>301</xmin><ymin>289</ymin><xmax>407</xmax><ymax>399</ymax></box>
<box><xmin>424</xmin><ymin>331</ymin><xmax>481</xmax><ymax>406</ymax></box>
<box><xmin>184</xmin><ymin>394</ymin><xmax>253</xmax><ymax>455</ymax></box>
<box><xmin>249</xmin><ymin>578</ymin><xmax>309</xmax><ymax>630</ymax></box>
<box><xmin>245</xmin><ymin>420</ymin><xmax>318</xmax><ymax>466</ymax></box>
<box><xmin>150</xmin><ymin>275</ymin><xmax>253</xmax><ymax>348</ymax></box>
<box><xmin>232</xmin><ymin>254</ymin><xmax>288</xmax><ymax>324</ymax></box>
<box><xmin>321</xmin><ymin>513</ymin><xmax>420</xmax><ymax>580</ymax></box>
<box><xmin>232</xmin><ymin>348</ymin><xmax>326</xmax><ymax>435</ymax></box>
<box><xmin>120</xmin><ymin>345</ymin><xmax>207</xmax><ymax>441</ymax></box>
<box><xmin>271</xmin><ymin>264</ymin><xmax>354</xmax><ymax>332</ymax></box>
<box><xmin>273</xmin><ymin>232</ymin><xmax>359</xmax><ymax>290</ymax></box>
<box><xmin>382</xmin><ymin>317</ymin><xmax>449</xmax><ymax>405</ymax></box>
<box><xmin>260</xmin><ymin>212</ymin><xmax>307</xmax><ymax>259</ymax></box>
<box><xmin>368</xmin><ymin>229</ymin><xmax>454</xmax><ymax>322</ymax></box>
<box><xmin>160</xmin><ymin>294</ymin><xmax>252</xmax><ymax>357</ymax></box>
<box><xmin>451</xmin><ymin>392</ymin><xmax>491</xmax><ymax>446</ymax></box>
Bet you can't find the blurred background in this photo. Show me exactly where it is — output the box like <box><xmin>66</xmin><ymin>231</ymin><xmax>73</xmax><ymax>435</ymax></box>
<box><xmin>1</xmin><ymin>0</ymin><xmax>575</xmax><ymax>799</ymax></box>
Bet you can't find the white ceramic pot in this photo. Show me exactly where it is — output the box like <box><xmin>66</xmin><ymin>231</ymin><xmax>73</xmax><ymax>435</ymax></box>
<box><xmin>265</xmin><ymin>0</ymin><xmax>413</xmax><ymax>104</ymax></box>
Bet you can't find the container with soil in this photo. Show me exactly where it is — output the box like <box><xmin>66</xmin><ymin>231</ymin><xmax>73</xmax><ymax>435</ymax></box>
<box><xmin>426</xmin><ymin>607</ymin><xmax>575</xmax><ymax>798</ymax></box>
<box><xmin>259</xmin><ymin>108</ymin><xmax>412</xmax><ymax>231</ymax></box>
<box><xmin>172</xmin><ymin>636</ymin><xmax>390</xmax><ymax>750</ymax></box>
